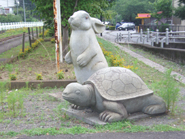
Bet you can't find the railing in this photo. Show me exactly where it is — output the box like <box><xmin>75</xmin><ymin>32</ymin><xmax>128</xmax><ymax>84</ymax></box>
<box><xmin>0</xmin><ymin>22</ymin><xmax>44</xmax><ymax>31</ymax></box>
<box><xmin>116</xmin><ymin>28</ymin><xmax>185</xmax><ymax>48</ymax></box>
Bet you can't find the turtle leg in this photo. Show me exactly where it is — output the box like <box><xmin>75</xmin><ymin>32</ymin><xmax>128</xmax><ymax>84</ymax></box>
<box><xmin>142</xmin><ymin>95</ymin><xmax>166</xmax><ymax>115</ymax></box>
<box><xmin>99</xmin><ymin>101</ymin><xmax>128</xmax><ymax>122</ymax></box>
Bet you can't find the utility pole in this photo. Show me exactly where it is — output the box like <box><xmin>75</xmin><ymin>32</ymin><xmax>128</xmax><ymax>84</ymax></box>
<box><xmin>23</xmin><ymin>0</ymin><xmax>26</xmax><ymax>22</ymax></box>
<box><xmin>16</xmin><ymin>0</ymin><xmax>19</xmax><ymax>15</ymax></box>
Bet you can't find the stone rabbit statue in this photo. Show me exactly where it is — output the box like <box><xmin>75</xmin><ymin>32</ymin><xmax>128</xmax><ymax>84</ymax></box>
<box><xmin>65</xmin><ymin>10</ymin><xmax>108</xmax><ymax>84</ymax></box>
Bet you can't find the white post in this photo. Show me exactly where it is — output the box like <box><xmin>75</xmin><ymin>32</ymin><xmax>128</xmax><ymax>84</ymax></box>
<box><xmin>140</xmin><ymin>29</ymin><xmax>143</xmax><ymax>42</ymax></box>
<box><xmin>166</xmin><ymin>28</ymin><xmax>169</xmax><ymax>45</ymax></box>
<box><xmin>128</xmin><ymin>31</ymin><xmax>130</xmax><ymax>42</ymax></box>
<box><xmin>156</xmin><ymin>29</ymin><xmax>159</xmax><ymax>44</ymax></box>
<box><xmin>57</xmin><ymin>0</ymin><xmax>63</xmax><ymax>63</ymax></box>
<box><xmin>147</xmin><ymin>28</ymin><xmax>149</xmax><ymax>42</ymax></box>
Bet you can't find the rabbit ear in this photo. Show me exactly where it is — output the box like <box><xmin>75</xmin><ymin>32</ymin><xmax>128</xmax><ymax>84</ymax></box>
<box><xmin>91</xmin><ymin>17</ymin><xmax>105</xmax><ymax>34</ymax></box>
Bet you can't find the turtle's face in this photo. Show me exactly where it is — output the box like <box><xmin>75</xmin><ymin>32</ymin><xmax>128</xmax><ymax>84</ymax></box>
<box><xmin>62</xmin><ymin>83</ymin><xmax>91</xmax><ymax>106</ymax></box>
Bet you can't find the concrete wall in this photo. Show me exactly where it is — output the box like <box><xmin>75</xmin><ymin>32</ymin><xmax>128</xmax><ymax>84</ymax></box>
<box><xmin>154</xmin><ymin>42</ymin><xmax>185</xmax><ymax>49</ymax></box>
<box><xmin>128</xmin><ymin>43</ymin><xmax>185</xmax><ymax>64</ymax></box>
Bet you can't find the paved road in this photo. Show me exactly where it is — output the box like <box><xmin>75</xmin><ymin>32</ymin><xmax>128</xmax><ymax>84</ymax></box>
<box><xmin>0</xmin><ymin>34</ymin><xmax>29</xmax><ymax>55</ymax></box>
<box><xmin>16</xmin><ymin>131</ymin><xmax>185</xmax><ymax>139</ymax></box>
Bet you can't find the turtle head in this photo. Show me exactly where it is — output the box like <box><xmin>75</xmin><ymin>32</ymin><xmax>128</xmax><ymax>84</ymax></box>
<box><xmin>62</xmin><ymin>83</ymin><xmax>94</xmax><ymax>107</ymax></box>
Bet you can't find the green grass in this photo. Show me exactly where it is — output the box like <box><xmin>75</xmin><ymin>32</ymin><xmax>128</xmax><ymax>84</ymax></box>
<box><xmin>97</xmin><ymin>37</ymin><xmax>166</xmax><ymax>88</ymax></box>
<box><xmin>124</xmin><ymin>44</ymin><xmax>185</xmax><ymax>77</ymax></box>
<box><xmin>0</xmin><ymin>42</ymin><xmax>29</xmax><ymax>59</ymax></box>
<box><xmin>0</xmin><ymin>121</ymin><xmax>184</xmax><ymax>138</ymax></box>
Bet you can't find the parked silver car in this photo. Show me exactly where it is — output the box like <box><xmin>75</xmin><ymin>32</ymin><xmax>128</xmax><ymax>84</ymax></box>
<box><xmin>117</xmin><ymin>22</ymin><xmax>135</xmax><ymax>31</ymax></box>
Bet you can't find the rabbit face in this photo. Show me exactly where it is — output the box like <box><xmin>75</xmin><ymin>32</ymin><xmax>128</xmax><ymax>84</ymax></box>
<box><xmin>68</xmin><ymin>10</ymin><xmax>91</xmax><ymax>31</ymax></box>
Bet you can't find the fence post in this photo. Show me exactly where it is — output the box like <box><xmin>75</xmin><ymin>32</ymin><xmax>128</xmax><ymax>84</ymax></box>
<box><xmin>140</xmin><ymin>29</ymin><xmax>143</xmax><ymax>42</ymax></box>
<box><xmin>147</xmin><ymin>28</ymin><xmax>149</xmax><ymax>42</ymax></box>
<box><xmin>42</xmin><ymin>26</ymin><xmax>44</xmax><ymax>39</ymax></box>
<box><xmin>128</xmin><ymin>31</ymin><xmax>130</xmax><ymax>42</ymax></box>
<box><xmin>22</xmin><ymin>32</ymin><xmax>25</xmax><ymax>52</ymax></box>
<box><xmin>166</xmin><ymin>28</ymin><xmax>169</xmax><ymax>45</ymax></box>
<box><xmin>28</xmin><ymin>27</ymin><xmax>32</xmax><ymax>47</ymax></box>
<box><xmin>36</xmin><ymin>27</ymin><xmax>38</xmax><ymax>38</ymax></box>
<box><xmin>156</xmin><ymin>29</ymin><xmax>159</xmax><ymax>44</ymax></box>
<box><xmin>119</xmin><ymin>33</ymin><xmax>122</xmax><ymax>42</ymax></box>
<box><xmin>32</xmin><ymin>27</ymin><xmax>34</xmax><ymax>40</ymax></box>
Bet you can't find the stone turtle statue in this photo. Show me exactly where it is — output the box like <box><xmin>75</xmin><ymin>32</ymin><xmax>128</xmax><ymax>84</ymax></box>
<box><xmin>62</xmin><ymin>67</ymin><xmax>166</xmax><ymax>122</ymax></box>
<box><xmin>65</xmin><ymin>10</ymin><xmax>108</xmax><ymax>84</ymax></box>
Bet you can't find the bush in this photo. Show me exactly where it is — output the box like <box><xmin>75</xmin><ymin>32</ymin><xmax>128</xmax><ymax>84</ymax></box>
<box><xmin>57</xmin><ymin>70</ymin><xmax>64</xmax><ymax>79</ymax></box>
<box><xmin>155</xmin><ymin>68</ymin><xmax>180</xmax><ymax>114</ymax></box>
<box><xmin>50</xmin><ymin>38</ymin><xmax>55</xmax><ymax>43</ymax></box>
<box><xmin>9</xmin><ymin>73</ymin><xmax>17</xmax><ymax>80</ymax></box>
<box><xmin>36</xmin><ymin>73</ymin><xmax>43</xmax><ymax>80</ymax></box>
<box><xmin>159</xmin><ymin>24</ymin><xmax>169</xmax><ymax>32</ymax></box>
<box><xmin>109</xmin><ymin>26</ymin><xmax>115</xmax><ymax>30</ymax></box>
<box><xmin>0</xmin><ymin>14</ymin><xmax>22</xmax><ymax>23</ymax></box>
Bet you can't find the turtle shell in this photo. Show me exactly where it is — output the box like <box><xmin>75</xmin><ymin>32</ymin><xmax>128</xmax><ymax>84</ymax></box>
<box><xmin>84</xmin><ymin>67</ymin><xmax>153</xmax><ymax>101</ymax></box>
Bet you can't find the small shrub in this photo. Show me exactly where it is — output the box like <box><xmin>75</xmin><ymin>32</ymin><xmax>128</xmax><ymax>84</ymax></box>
<box><xmin>57</xmin><ymin>70</ymin><xmax>64</xmax><ymax>79</ymax></box>
<box><xmin>9</xmin><ymin>73</ymin><xmax>17</xmax><ymax>80</ymax></box>
<box><xmin>50</xmin><ymin>38</ymin><xmax>55</xmax><ymax>43</ymax></box>
<box><xmin>99</xmin><ymin>42</ymin><xmax>137</xmax><ymax>70</ymax></box>
<box><xmin>39</xmin><ymin>32</ymin><xmax>43</xmax><ymax>37</ymax></box>
<box><xmin>7</xmin><ymin>90</ymin><xmax>24</xmax><ymax>117</ymax></box>
<box><xmin>36</xmin><ymin>73</ymin><xmax>43</xmax><ymax>80</ymax></box>
<box><xmin>155</xmin><ymin>68</ymin><xmax>180</xmax><ymax>114</ymax></box>
<box><xmin>109</xmin><ymin>26</ymin><xmax>115</xmax><ymax>30</ymax></box>
<box><xmin>159</xmin><ymin>23</ymin><xmax>169</xmax><ymax>32</ymax></box>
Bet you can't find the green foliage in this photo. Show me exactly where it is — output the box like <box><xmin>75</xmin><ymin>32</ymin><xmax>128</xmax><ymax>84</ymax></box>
<box><xmin>149</xmin><ymin>0</ymin><xmax>173</xmax><ymax>24</ymax></box>
<box><xmin>31</xmin><ymin>0</ymin><xmax>115</xmax><ymax>28</ymax></box>
<box><xmin>35</xmin><ymin>73</ymin><xmax>43</xmax><ymax>80</ymax></box>
<box><xmin>1</xmin><ymin>120</ymin><xmax>184</xmax><ymax>137</ymax></box>
<box><xmin>52</xmin><ymin>101</ymin><xmax>70</xmax><ymax>122</ymax></box>
<box><xmin>108</xmin><ymin>26</ymin><xmax>115</xmax><ymax>30</ymax></box>
<box><xmin>9</xmin><ymin>73</ymin><xmax>17</xmax><ymax>80</ymax></box>
<box><xmin>57</xmin><ymin>70</ymin><xmax>64</xmax><ymax>79</ymax></box>
<box><xmin>7</xmin><ymin>91</ymin><xmax>24</xmax><ymax>117</ymax></box>
<box><xmin>154</xmin><ymin>69</ymin><xmax>180</xmax><ymax>114</ymax></box>
<box><xmin>175</xmin><ymin>0</ymin><xmax>185</xmax><ymax>20</ymax></box>
<box><xmin>0</xmin><ymin>82</ymin><xmax>9</xmax><ymax>118</ymax></box>
<box><xmin>50</xmin><ymin>38</ymin><xmax>55</xmax><ymax>43</ymax></box>
<box><xmin>5</xmin><ymin>64</ymin><xmax>13</xmax><ymax>73</ymax></box>
<box><xmin>0</xmin><ymin>14</ymin><xmax>22</xmax><ymax>23</ymax></box>
<box><xmin>159</xmin><ymin>23</ymin><xmax>170</xmax><ymax>32</ymax></box>
<box><xmin>110</xmin><ymin>0</ymin><xmax>154</xmax><ymax>25</ymax></box>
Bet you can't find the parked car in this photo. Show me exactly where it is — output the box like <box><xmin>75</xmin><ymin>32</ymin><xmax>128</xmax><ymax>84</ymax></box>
<box><xmin>115</xmin><ymin>22</ymin><xmax>122</xmax><ymax>29</ymax></box>
<box><xmin>117</xmin><ymin>22</ymin><xmax>135</xmax><ymax>31</ymax></box>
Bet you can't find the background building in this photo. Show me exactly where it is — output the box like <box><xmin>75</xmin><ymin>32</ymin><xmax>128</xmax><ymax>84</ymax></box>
<box><xmin>0</xmin><ymin>0</ymin><xmax>19</xmax><ymax>14</ymax></box>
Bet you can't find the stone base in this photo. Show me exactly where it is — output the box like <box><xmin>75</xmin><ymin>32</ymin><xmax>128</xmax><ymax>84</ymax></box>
<box><xmin>62</xmin><ymin>107</ymin><xmax>150</xmax><ymax>125</ymax></box>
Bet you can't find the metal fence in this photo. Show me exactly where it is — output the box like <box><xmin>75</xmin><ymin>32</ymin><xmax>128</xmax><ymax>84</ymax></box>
<box><xmin>0</xmin><ymin>22</ymin><xmax>44</xmax><ymax>31</ymax></box>
<box><xmin>116</xmin><ymin>28</ymin><xmax>185</xmax><ymax>48</ymax></box>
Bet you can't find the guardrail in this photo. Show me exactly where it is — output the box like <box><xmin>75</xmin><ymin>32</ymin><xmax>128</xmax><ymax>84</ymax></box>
<box><xmin>116</xmin><ymin>28</ymin><xmax>185</xmax><ymax>48</ymax></box>
<box><xmin>0</xmin><ymin>22</ymin><xmax>44</xmax><ymax>31</ymax></box>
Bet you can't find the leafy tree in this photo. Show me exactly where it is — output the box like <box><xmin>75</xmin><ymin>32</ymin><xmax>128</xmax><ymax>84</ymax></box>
<box><xmin>149</xmin><ymin>0</ymin><xmax>173</xmax><ymax>24</ymax></box>
<box><xmin>0</xmin><ymin>14</ymin><xmax>22</xmax><ymax>23</ymax></box>
<box><xmin>31</xmin><ymin>0</ymin><xmax>115</xmax><ymax>56</ymax></box>
<box><xmin>110</xmin><ymin>0</ymin><xmax>155</xmax><ymax>25</ymax></box>
<box><xmin>175</xmin><ymin>0</ymin><xmax>185</xmax><ymax>20</ymax></box>
<box><xmin>16</xmin><ymin>0</ymin><xmax>38</xmax><ymax>21</ymax></box>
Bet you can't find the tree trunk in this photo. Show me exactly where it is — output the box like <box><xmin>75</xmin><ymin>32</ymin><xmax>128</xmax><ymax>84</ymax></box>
<box><xmin>62</xmin><ymin>26</ymin><xmax>69</xmax><ymax>57</ymax></box>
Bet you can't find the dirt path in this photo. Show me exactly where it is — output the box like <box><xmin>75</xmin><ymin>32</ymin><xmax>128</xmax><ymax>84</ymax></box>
<box><xmin>0</xmin><ymin>34</ymin><xmax>29</xmax><ymax>55</ymax></box>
